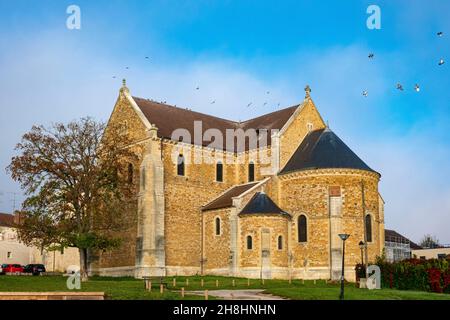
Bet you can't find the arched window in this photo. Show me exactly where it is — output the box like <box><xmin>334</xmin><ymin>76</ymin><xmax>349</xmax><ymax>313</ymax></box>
<box><xmin>365</xmin><ymin>214</ymin><xmax>372</xmax><ymax>243</ymax></box>
<box><xmin>278</xmin><ymin>235</ymin><xmax>283</xmax><ymax>250</ymax></box>
<box><xmin>216</xmin><ymin>162</ymin><xmax>223</xmax><ymax>182</ymax></box>
<box><xmin>248</xmin><ymin>161</ymin><xmax>255</xmax><ymax>182</ymax></box>
<box><xmin>177</xmin><ymin>154</ymin><xmax>185</xmax><ymax>176</ymax></box>
<box><xmin>298</xmin><ymin>215</ymin><xmax>307</xmax><ymax>243</ymax></box>
<box><xmin>127</xmin><ymin>163</ymin><xmax>134</xmax><ymax>184</ymax></box>
<box><xmin>247</xmin><ymin>236</ymin><xmax>253</xmax><ymax>250</ymax></box>
<box><xmin>215</xmin><ymin>217</ymin><xmax>221</xmax><ymax>236</ymax></box>
<box><xmin>141</xmin><ymin>168</ymin><xmax>146</xmax><ymax>190</ymax></box>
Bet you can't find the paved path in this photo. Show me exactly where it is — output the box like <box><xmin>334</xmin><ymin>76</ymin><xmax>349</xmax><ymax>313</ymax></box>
<box><xmin>186</xmin><ymin>289</ymin><xmax>286</xmax><ymax>300</ymax></box>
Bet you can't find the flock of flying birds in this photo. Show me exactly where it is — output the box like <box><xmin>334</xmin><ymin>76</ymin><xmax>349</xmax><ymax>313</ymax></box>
<box><xmin>362</xmin><ymin>31</ymin><xmax>445</xmax><ymax>98</ymax></box>
<box><xmin>113</xmin><ymin>32</ymin><xmax>445</xmax><ymax>108</ymax></box>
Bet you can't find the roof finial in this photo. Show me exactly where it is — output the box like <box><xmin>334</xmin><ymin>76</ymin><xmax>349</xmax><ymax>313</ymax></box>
<box><xmin>120</xmin><ymin>78</ymin><xmax>129</xmax><ymax>94</ymax></box>
<box><xmin>305</xmin><ymin>85</ymin><xmax>311</xmax><ymax>99</ymax></box>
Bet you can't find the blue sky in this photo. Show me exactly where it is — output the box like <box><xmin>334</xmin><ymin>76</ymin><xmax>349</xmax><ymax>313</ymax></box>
<box><xmin>0</xmin><ymin>0</ymin><xmax>449</xmax><ymax>243</ymax></box>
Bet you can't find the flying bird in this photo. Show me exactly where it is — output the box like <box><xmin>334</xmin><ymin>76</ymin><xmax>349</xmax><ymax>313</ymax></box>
<box><xmin>414</xmin><ymin>84</ymin><xmax>420</xmax><ymax>92</ymax></box>
<box><xmin>246</xmin><ymin>102</ymin><xmax>253</xmax><ymax>107</ymax></box>
<box><xmin>396</xmin><ymin>83</ymin><xmax>404</xmax><ymax>91</ymax></box>
<box><xmin>112</xmin><ymin>76</ymin><xmax>116</xmax><ymax>79</ymax></box>
<box><xmin>196</xmin><ymin>86</ymin><xmax>200</xmax><ymax>90</ymax></box>
<box><xmin>126</xmin><ymin>67</ymin><xmax>129</xmax><ymax>69</ymax></box>
<box><xmin>263</xmin><ymin>102</ymin><xmax>267</xmax><ymax>106</ymax></box>
<box><xmin>368</xmin><ymin>53</ymin><xmax>374</xmax><ymax>59</ymax></box>
<box><xmin>266</xmin><ymin>91</ymin><xmax>270</xmax><ymax>95</ymax></box>
<box><xmin>438</xmin><ymin>58</ymin><xmax>445</xmax><ymax>66</ymax></box>
<box><xmin>362</xmin><ymin>90</ymin><xmax>368</xmax><ymax>97</ymax></box>
<box><xmin>145</xmin><ymin>56</ymin><xmax>150</xmax><ymax>59</ymax></box>
<box><xmin>437</xmin><ymin>31</ymin><xmax>443</xmax><ymax>37</ymax></box>
<box><xmin>211</xmin><ymin>100</ymin><xmax>216</xmax><ymax>104</ymax></box>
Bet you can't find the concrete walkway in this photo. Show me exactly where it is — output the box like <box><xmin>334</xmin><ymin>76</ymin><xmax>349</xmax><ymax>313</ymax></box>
<box><xmin>186</xmin><ymin>289</ymin><xmax>286</xmax><ymax>300</ymax></box>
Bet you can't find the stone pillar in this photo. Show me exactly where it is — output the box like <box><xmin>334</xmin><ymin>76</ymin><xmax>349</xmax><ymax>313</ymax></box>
<box><xmin>230</xmin><ymin>199</ymin><xmax>240</xmax><ymax>276</ymax></box>
<box><xmin>135</xmin><ymin>125</ymin><xmax>166</xmax><ymax>278</ymax></box>
<box><xmin>329</xmin><ymin>188</ymin><xmax>343</xmax><ymax>281</ymax></box>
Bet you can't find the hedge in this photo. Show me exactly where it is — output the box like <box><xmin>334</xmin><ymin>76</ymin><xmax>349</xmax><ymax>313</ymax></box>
<box><xmin>361</xmin><ymin>257</ymin><xmax>450</xmax><ymax>293</ymax></box>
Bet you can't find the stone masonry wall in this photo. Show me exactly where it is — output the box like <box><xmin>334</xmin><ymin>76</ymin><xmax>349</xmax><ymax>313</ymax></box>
<box><xmin>95</xmin><ymin>92</ymin><xmax>145</xmax><ymax>270</ymax></box>
<box><xmin>279</xmin><ymin>169</ymin><xmax>383</xmax><ymax>272</ymax></box>
<box><xmin>279</xmin><ymin>99</ymin><xmax>326</xmax><ymax>169</ymax></box>
<box><xmin>203</xmin><ymin>208</ymin><xmax>232</xmax><ymax>271</ymax></box>
<box><xmin>238</xmin><ymin>215</ymin><xmax>290</xmax><ymax>268</ymax></box>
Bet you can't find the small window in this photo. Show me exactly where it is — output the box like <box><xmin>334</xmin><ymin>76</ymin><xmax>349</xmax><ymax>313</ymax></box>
<box><xmin>248</xmin><ymin>162</ymin><xmax>255</xmax><ymax>182</ymax></box>
<box><xmin>7</xmin><ymin>252</ymin><xmax>12</xmax><ymax>259</ymax></box>
<box><xmin>141</xmin><ymin>168</ymin><xmax>146</xmax><ymax>190</ymax></box>
<box><xmin>298</xmin><ymin>215</ymin><xmax>307</xmax><ymax>243</ymax></box>
<box><xmin>278</xmin><ymin>236</ymin><xmax>283</xmax><ymax>250</ymax></box>
<box><xmin>307</xmin><ymin>123</ymin><xmax>314</xmax><ymax>132</ymax></box>
<box><xmin>216</xmin><ymin>162</ymin><xmax>223</xmax><ymax>182</ymax></box>
<box><xmin>128</xmin><ymin>163</ymin><xmax>134</xmax><ymax>184</ymax></box>
<box><xmin>365</xmin><ymin>214</ymin><xmax>372</xmax><ymax>243</ymax></box>
<box><xmin>247</xmin><ymin>236</ymin><xmax>253</xmax><ymax>250</ymax></box>
<box><xmin>177</xmin><ymin>154</ymin><xmax>185</xmax><ymax>176</ymax></box>
<box><xmin>215</xmin><ymin>217</ymin><xmax>221</xmax><ymax>236</ymax></box>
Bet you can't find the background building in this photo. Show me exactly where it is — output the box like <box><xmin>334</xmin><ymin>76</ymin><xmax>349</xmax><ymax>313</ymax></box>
<box><xmin>384</xmin><ymin>229</ymin><xmax>422</xmax><ymax>263</ymax></box>
<box><xmin>412</xmin><ymin>247</ymin><xmax>450</xmax><ymax>260</ymax></box>
<box><xmin>0</xmin><ymin>212</ymin><xmax>79</xmax><ymax>272</ymax></box>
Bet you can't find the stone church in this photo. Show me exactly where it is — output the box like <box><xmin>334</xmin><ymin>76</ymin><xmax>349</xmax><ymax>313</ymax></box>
<box><xmin>91</xmin><ymin>81</ymin><xmax>385</xmax><ymax>281</ymax></box>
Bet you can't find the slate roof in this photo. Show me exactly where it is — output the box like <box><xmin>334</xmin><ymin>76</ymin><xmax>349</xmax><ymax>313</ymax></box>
<box><xmin>280</xmin><ymin>128</ymin><xmax>377</xmax><ymax>175</ymax></box>
<box><xmin>0</xmin><ymin>213</ymin><xmax>14</xmax><ymax>227</ymax></box>
<box><xmin>202</xmin><ymin>182</ymin><xmax>259</xmax><ymax>211</ymax></box>
<box><xmin>240</xmin><ymin>192</ymin><xmax>289</xmax><ymax>216</ymax></box>
<box><xmin>133</xmin><ymin>97</ymin><xmax>298</xmax><ymax>152</ymax></box>
<box><xmin>385</xmin><ymin>229</ymin><xmax>422</xmax><ymax>250</ymax></box>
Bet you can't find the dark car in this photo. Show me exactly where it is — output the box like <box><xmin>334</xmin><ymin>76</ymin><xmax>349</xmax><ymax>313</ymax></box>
<box><xmin>1</xmin><ymin>264</ymin><xmax>24</xmax><ymax>274</ymax></box>
<box><xmin>23</xmin><ymin>264</ymin><xmax>46</xmax><ymax>275</ymax></box>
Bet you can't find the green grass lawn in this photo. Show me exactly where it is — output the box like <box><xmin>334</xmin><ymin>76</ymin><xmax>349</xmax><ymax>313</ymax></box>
<box><xmin>0</xmin><ymin>275</ymin><xmax>449</xmax><ymax>300</ymax></box>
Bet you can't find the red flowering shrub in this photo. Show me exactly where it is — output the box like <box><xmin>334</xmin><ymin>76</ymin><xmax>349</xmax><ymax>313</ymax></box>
<box><xmin>368</xmin><ymin>256</ymin><xmax>450</xmax><ymax>293</ymax></box>
<box><xmin>428</xmin><ymin>268</ymin><xmax>443</xmax><ymax>293</ymax></box>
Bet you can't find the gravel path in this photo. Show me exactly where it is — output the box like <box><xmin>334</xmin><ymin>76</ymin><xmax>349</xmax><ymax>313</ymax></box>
<box><xmin>186</xmin><ymin>289</ymin><xmax>286</xmax><ymax>300</ymax></box>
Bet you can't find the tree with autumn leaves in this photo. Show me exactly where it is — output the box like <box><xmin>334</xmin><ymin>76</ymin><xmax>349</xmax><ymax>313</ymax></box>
<box><xmin>7</xmin><ymin>118</ymin><xmax>137</xmax><ymax>281</ymax></box>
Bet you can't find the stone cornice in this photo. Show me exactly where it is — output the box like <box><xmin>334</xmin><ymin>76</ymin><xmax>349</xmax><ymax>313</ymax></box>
<box><xmin>278</xmin><ymin>168</ymin><xmax>380</xmax><ymax>181</ymax></box>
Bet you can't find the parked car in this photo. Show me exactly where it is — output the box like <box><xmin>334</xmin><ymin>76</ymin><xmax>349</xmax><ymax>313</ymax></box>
<box><xmin>23</xmin><ymin>264</ymin><xmax>46</xmax><ymax>275</ymax></box>
<box><xmin>1</xmin><ymin>264</ymin><xmax>24</xmax><ymax>274</ymax></box>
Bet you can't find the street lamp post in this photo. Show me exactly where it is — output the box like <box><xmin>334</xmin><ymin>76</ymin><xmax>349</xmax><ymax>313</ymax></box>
<box><xmin>359</xmin><ymin>241</ymin><xmax>365</xmax><ymax>265</ymax></box>
<box><xmin>339</xmin><ymin>234</ymin><xmax>350</xmax><ymax>300</ymax></box>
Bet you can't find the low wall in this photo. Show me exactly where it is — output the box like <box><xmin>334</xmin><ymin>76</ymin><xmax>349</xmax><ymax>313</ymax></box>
<box><xmin>0</xmin><ymin>292</ymin><xmax>105</xmax><ymax>300</ymax></box>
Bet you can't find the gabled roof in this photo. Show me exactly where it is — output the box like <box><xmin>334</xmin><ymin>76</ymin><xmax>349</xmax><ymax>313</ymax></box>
<box><xmin>385</xmin><ymin>229</ymin><xmax>422</xmax><ymax>250</ymax></box>
<box><xmin>132</xmin><ymin>97</ymin><xmax>298</xmax><ymax>152</ymax></box>
<box><xmin>202</xmin><ymin>182</ymin><xmax>259</xmax><ymax>211</ymax></box>
<box><xmin>280</xmin><ymin>128</ymin><xmax>377</xmax><ymax>175</ymax></box>
<box><xmin>240</xmin><ymin>192</ymin><xmax>289</xmax><ymax>216</ymax></box>
<box><xmin>0</xmin><ymin>213</ymin><xmax>14</xmax><ymax>227</ymax></box>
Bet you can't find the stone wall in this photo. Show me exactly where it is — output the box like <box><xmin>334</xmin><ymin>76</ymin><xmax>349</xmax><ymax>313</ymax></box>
<box><xmin>238</xmin><ymin>214</ymin><xmax>290</xmax><ymax>279</ymax></box>
<box><xmin>203</xmin><ymin>208</ymin><xmax>232</xmax><ymax>274</ymax></box>
<box><xmin>162</xmin><ymin>142</ymin><xmax>236</xmax><ymax>275</ymax></box>
<box><xmin>279</xmin><ymin>98</ymin><xmax>326</xmax><ymax>169</ymax></box>
<box><xmin>279</xmin><ymin>169</ymin><xmax>383</xmax><ymax>278</ymax></box>
<box><xmin>94</xmin><ymin>90</ymin><xmax>145</xmax><ymax>272</ymax></box>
